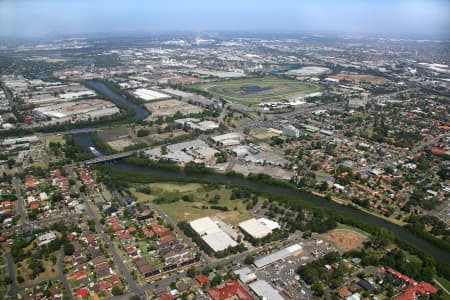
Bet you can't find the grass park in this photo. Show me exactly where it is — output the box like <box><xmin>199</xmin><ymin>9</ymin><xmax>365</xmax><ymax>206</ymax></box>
<box><xmin>14</xmin><ymin>248</ymin><xmax>60</xmax><ymax>288</ymax></box>
<box><xmin>250</xmin><ymin>127</ymin><xmax>281</xmax><ymax>140</ymax></box>
<box><xmin>189</xmin><ymin>77</ymin><xmax>325</xmax><ymax>105</ymax></box>
<box><xmin>130</xmin><ymin>182</ymin><xmax>264</xmax><ymax>226</ymax></box>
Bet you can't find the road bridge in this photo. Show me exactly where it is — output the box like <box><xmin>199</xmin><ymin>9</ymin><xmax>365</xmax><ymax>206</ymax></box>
<box><xmin>84</xmin><ymin>151</ymin><xmax>135</xmax><ymax>164</ymax></box>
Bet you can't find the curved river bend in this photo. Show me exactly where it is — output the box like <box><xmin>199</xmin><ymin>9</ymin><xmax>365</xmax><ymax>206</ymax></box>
<box><xmin>84</xmin><ymin>79</ymin><xmax>149</xmax><ymax>120</ymax></box>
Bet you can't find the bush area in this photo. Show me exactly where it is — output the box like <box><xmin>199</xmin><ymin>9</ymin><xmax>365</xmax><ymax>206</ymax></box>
<box><xmin>91</xmin><ymin>132</ymin><xmax>117</xmax><ymax>155</ymax></box>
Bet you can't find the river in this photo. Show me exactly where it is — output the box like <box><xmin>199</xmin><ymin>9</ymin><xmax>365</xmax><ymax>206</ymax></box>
<box><xmin>71</xmin><ymin>81</ymin><xmax>450</xmax><ymax>264</ymax></box>
<box><xmin>84</xmin><ymin>79</ymin><xmax>149</xmax><ymax>120</ymax></box>
<box><xmin>112</xmin><ymin>163</ymin><xmax>450</xmax><ymax>263</ymax></box>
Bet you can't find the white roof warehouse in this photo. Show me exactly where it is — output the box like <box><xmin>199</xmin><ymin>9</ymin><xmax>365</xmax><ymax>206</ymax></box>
<box><xmin>189</xmin><ymin>217</ymin><xmax>237</xmax><ymax>252</ymax></box>
<box><xmin>254</xmin><ymin>244</ymin><xmax>303</xmax><ymax>269</ymax></box>
<box><xmin>239</xmin><ymin>218</ymin><xmax>273</xmax><ymax>239</ymax></box>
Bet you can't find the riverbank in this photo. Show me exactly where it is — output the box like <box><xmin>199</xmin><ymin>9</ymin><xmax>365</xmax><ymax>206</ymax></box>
<box><xmin>84</xmin><ymin>79</ymin><xmax>150</xmax><ymax>120</ymax></box>
<box><xmin>101</xmin><ymin>163</ymin><xmax>450</xmax><ymax>265</ymax></box>
<box><xmin>309</xmin><ymin>190</ymin><xmax>406</xmax><ymax>226</ymax></box>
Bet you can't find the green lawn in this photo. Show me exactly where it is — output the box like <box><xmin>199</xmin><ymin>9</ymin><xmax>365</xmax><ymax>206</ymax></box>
<box><xmin>189</xmin><ymin>77</ymin><xmax>325</xmax><ymax>105</ymax></box>
<box><xmin>251</xmin><ymin>127</ymin><xmax>279</xmax><ymax>140</ymax></box>
<box><xmin>131</xmin><ymin>182</ymin><xmax>255</xmax><ymax>225</ymax></box>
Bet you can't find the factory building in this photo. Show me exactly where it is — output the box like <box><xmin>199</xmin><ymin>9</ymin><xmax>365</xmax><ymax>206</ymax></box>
<box><xmin>254</xmin><ymin>244</ymin><xmax>303</xmax><ymax>269</ymax></box>
<box><xmin>189</xmin><ymin>217</ymin><xmax>237</xmax><ymax>253</ymax></box>
<box><xmin>238</xmin><ymin>218</ymin><xmax>279</xmax><ymax>240</ymax></box>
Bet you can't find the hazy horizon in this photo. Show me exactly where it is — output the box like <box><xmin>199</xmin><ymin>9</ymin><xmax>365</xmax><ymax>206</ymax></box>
<box><xmin>1</xmin><ymin>0</ymin><xmax>449</xmax><ymax>39</ymax></box>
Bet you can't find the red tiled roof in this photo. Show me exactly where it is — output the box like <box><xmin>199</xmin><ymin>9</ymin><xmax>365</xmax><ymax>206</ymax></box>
<box><xmin>74</xmin><ymin>269</ymin><xmax>87</xmax><ymax>279</ymax></box>
<box><xmin>196</xmin><ymin>275</ymin><xmax>209</xmax><ymax>284</ymax></box>
<box><xmin>99</xmin><ymin>281</ymin><xmax>112</xmax><ymax>291</ymax></box>
<box><xmin>158</xmin><ymin>292</ymin><xmax>175</xmax><ymax>300</ymax></box>
<box><xmin>393</xmin><ymin>282</ymin><xmax>438</xmax><ymax>300</ymax></box>
<box><xmin>385</xmin><ymin>268</ymin><xmax>437</xmax><ymax>300</ymax></box>
<box><xmin>75</xmin><ymin>288</ymin><xmax>88</xmax><ymax>298</ymax></box>
<box><xmin>109</xmin><ymin>274</ymin><xmax>120</xmax><ymax>285</ymax></box>
<box><xmin>208</xmin><ymin>280</ymin><xmax>253</xmax><ymax>300</ymax></box>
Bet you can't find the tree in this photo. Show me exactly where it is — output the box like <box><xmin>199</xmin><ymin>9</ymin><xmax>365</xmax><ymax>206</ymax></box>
<box><xmin>210</xmin><ymin>275</ymin><xmax>223</xmax><ymax>287</ymax></box>
<box><xmin>7</xmin><ymin>159</ymin><xmax>15</xmax><ymax>169</ymax></box>
<box><xmin>137</xmin><ymin>129</ymin><xmax>150</xmax><ymax>137</ymax></box>
<box><xmin>112</xmin><ymin>286</ymin><xmax>124</xmax><ymax>296</ymax></box>
<box><xmin>187</xmin><ymin>267</ymin><xmax>197</xmax><ymax>278</ymax></box>
<box><xmin>244</xmin><ymin>255</ymin><xmax>255</xmax><ymax>265</ymax></box>
<box><xmin>312</xmin><ymin>283</ymin><xmax>324</xmax><ymax>296</ymax></box>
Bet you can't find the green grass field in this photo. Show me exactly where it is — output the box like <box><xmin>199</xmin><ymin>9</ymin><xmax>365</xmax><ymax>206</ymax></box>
<box><xmin>130</xmin><ymin>182</ymin><xmax>257</xmax><ymax>225</ymax></box>
<box><xmin>251</xmin><ymin>127</ymin><xmax>280</xmax><ymax>140</ymax></box>
<box><xmin>190</xmin><ymin>77</ymin><xmax>325</xmax><ymax>105</ymax></box>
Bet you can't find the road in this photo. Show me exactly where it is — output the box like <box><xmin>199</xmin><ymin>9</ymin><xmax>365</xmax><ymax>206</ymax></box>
<box><xmin>57</xmin><ymin>247</ymin><xmax>73</xmax><ymax>300</ymax></box>
<box><xmin>13</xmin><ymin>177</ymin><xmax>27</xmax><ymax>226</ymax></box>
<box><xmin>67</xmin><ymin>167</ymin><xmax>144</xmax><ymax>297</ymax></box>
<box><xmin>81</xmin><ymin>192</ymin><xmax>143</xmax><ymax>297</ymax></box>
<box><xmin>6</xmin><ymin>252</ymin><xmax>18</xmax><ymax>296</ymax></box>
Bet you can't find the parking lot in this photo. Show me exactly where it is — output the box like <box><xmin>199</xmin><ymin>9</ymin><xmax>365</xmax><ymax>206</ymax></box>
<box><xmin>247</xmin><ymin>235</ymin><xmax>336</xmax><ymax>299</ymax></box>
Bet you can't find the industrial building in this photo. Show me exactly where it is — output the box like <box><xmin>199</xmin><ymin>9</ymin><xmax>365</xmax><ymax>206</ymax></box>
<box><xmin>254</xmin><ymin>244</ymin><xmax>303</xmax><ymax>269</ymax></box>
<box><xmin>299</xmin><ymin>123</ymin><xmax>320</xmax><ymax>133</ymax></box>
<box><xmin>211</xmin><ymin>132</ymin><xmax>244</xmax><ymax>147</ymax></box>
<box><xmin>59</xmin><ymin>90</ymin><xmax>96</xmax><ymax>100</ymax></box>
<box><xmin>144</xmin><ymin>139</ymin><xmax>219</xmax><ymax>165</ymax></box>
<box><xmin>1</xmin><ymin>135</ymin><xmax>39</xmax><ymax>146</ymax></box>
<box><xmin>233</xmin><ymin>267</ymin><xmax>257</xmax><ymax>284</ymax></box>
<box><xmin>175</xmin><ymin>118</ymin><xmax>219</xmax><ymax>131</ymax></box>
<box><xmin>132</xmin><ymin>88</ymin><xmax>171</xmax><ymax>102</ymax></box>
<box><xmin>238</xmin><ymin>218</ymin><xmax>277</xmax><ymax>239</ymax></box>
<box><xmin>33</xmin><ymin>99</ymin><xmax>120</xmax><ymax>121</ymax></box>
<box><xmin>189</xmin><ymin>217</ymin><xmax>237</xmax><ymax>252</ymax></box>
<box><xmin>248</xmin><ymin>280</ymin><xmax>285</xmax><ymax>300</ymax></box>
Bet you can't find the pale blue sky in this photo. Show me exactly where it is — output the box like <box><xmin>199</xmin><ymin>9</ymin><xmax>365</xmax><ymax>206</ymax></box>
<box><xmin>0</xmin><ymin>0</ymin><xmax>449</xmax><ymax>38</ymax></box>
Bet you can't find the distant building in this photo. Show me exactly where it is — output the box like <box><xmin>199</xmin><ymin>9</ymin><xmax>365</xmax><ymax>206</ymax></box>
<box><xmin>282</xmin><ymin>125</ymin><xmax>300</xmax><ymax>138</ymax></box>
<box><xmin>37</xmin><ymin>231</ymin><xmax>57</xmax><ymax>246</ymax></box>
<box><xmin>211</xmin><ymin>132</ymin><xmax>243</xmax><ymax>147</ymax></box>
<box><xmin>348</xmin><ymin>92</ymin><xmax>370</xmax><ymax>108</ymax></box>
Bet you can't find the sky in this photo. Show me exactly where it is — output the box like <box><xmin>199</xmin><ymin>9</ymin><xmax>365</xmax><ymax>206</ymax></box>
<box><xmin>0</xmin><ymin>0</ymin><xmax>449</xmax><ymax>38</ymax></box>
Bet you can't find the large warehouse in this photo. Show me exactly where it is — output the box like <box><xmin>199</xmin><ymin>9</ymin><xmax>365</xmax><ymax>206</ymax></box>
<box><xmin>249</xmin><ymin>280</ymin><xmax>285</xmax><ymax>300</ymax></box>
<box><xmin>132</xmin><ymin>88</ymin><xmax>171</xmax><ymax>102</ymax></box>
<box><xmin>254</xmin><ymin>244</ymin><xmax>303</xmax><ymax>269</ymax></box>
<box><xmin>239</xmin><ymin>218</ymin><xmax>272</xmax><ymax>239</ymax></box>
<box><xmin>189</xmin><ymin>217</ymin><xmax>237</xmax><ymax>252</ymax></box>
<box><xmin>238</xmin><ymin>217</ymin><xmax>280</xmax><ymax>239</ymax></box>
